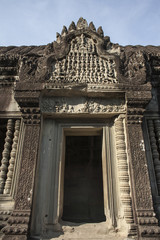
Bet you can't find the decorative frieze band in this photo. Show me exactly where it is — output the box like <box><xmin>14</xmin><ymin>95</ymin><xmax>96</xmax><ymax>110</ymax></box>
<box><xmin>40</xmin><ymin>97</ymin><xmax>126</xmax><ymax>114</ymax></box>
<box><xmin>115</xmin><ymin>116</ymin><xmax>133</xmax><ymax>225</ymax></box>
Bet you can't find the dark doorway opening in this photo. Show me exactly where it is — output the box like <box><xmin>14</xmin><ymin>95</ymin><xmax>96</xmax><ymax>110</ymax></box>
<box><xmin>62</xmin><ymin>135</ymin><xmax>106</xmax><ymax>223</ymax></box>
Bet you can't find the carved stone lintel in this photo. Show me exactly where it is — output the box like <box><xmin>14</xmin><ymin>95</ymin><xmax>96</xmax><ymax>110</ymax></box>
<box><xmin>40</xmin><ymin>97</ymin><xmax>126</xmax><ymax>114</ymax></box>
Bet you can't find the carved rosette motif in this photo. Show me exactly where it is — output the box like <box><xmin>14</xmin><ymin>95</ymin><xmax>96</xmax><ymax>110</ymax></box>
<box><xmin>4</xmin><ymin>120</ymin><xmax>21</xmax><ymax>194</ymax></box>
<box><xmin>115</xmin><ymin>116</ymin><xmax>133</xmax><ymax>225</ymax></box>
<box><xmin>147</xmin><ymin>119</ymin><xmax>160</xmax><ymax>195</ymax></box>
<box><xmin>0</xmin><ymin>119</ymin><xmax>14</xmax><ymax>194</ymax></box>
<box><xmin>50</xmin><ymin>33</ymin><xmax>117</xmax><ymax>84</ymax></box>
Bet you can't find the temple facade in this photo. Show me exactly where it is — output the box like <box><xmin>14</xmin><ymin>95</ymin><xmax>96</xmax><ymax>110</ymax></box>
<box><xmin>0</xmin><ymin>18</ymin><xmax>160</xmax><ymax>239</ymax></box>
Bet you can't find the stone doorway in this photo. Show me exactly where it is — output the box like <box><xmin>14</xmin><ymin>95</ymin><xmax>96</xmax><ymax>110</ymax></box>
<box><xmin>31</xmin><ymin>119</ymin><xmax>133</xmax><ymax>239</ymax></box>
<box><xmin>62</xmin><ymin>135</ymin><xmax>106</xmax><ymax>223</ymax></box>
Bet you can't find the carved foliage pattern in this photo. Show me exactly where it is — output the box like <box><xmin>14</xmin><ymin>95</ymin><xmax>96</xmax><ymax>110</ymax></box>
<box><xmin>115</xmin><ymin>117</ymin><xmax>133</xmax><ymax>224</ymax></box>
<box><xmin>50</xmin><ymin>34</ymin><xmax>117</xmax><ymax>84</ymax></box>
<box><xmin>128</xmin><ymin>123</ymin><xmax>152</xmax><ymax>209</ymax></box>
<box><xmin>15</xmin><ymin>124</ymin><xmax>40</xmax><ymax>210</ymax></box>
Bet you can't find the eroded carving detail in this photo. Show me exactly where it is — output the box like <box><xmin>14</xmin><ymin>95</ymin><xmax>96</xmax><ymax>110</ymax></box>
<box><xmin>50</xmin><ymin>34</ymin><xmax>117</xmax><ymax>84</ymax></box>
<box><xmin>4</xmin><ymin>120</ymin><xmax>21</xmax><ymax>194</ymax></box>
<box><xmin>120</xmin><ymin>50</ymin><xmax>148</xmax><ymax>84</ymax></box>
<box><xmin>115</xmin><ymin>116</ymin><xmax>133</xmax><ymax>225</ymax></box>
<box><xmin>40</xmin><ymin>97</ymin><xmax>125</xmax><ymax>114</ymax></box>
<box><xmin>0</xmin><ymin>119</ymin><xmax>14</xmax><ymax>194</ymax></box>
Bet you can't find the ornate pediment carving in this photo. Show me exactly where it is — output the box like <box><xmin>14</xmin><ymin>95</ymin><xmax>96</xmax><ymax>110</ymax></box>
<box><xmin>49</xmin><ymin>33</ymin><xmax>117</xmax><ymax>85</ymax></box>
<box><xmin>43</xmin><ymin>18</ymin><xmax>120</xmax><ymax>85</ymax></box>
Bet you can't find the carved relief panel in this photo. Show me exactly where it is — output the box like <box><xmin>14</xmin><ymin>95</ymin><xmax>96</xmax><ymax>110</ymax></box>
<box><xmin>40</xmin><ymin>97</ymin><xmax>125</xmax><ymax>114</ymax></box>
<box><xmin>49</xmin><ymin>34</ymin><xmax>117</xmax><ymax>84</ymax></box>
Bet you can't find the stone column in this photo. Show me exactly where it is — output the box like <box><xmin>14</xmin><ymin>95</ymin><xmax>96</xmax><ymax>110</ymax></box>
<box><xmin>0</xmin><ymin>119</ymin><xmax>14</xmax><ymax>194</ymax></box>
<box><xmin>2</xmin><ymin>107</ymin><xmax>41</xmax><ymax>240</ymax></box>
<box><xmin>127</xmin><ymin>110</ymin><xmax>160</xmax><ymax>239</ymax></box>
<box><xmin>4</xmin><ymin>120</ymin><xmax>21</xmax><ymax>194</ymax></box>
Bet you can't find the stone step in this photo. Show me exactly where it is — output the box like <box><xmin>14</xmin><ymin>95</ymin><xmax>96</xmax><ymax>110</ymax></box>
<box><xmin>41</xmin><ymin>237</ymin><xmax>125</xmax><ymax>239</ymax></box>
<box><xmin>38</xmin><ymin>222</ymin><xmax>131</xmax><ymax>240</ymax></box>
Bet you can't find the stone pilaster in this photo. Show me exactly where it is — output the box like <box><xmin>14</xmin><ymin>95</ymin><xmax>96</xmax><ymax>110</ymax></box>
<box><xmin>115</xmin><ymin>115</ymin><xmax>136</xmax><ymax>236</ymax></box>
<box><xmin>127</xmin><ymin>111</ymin><xmax>160</xmax><ymax>239</ymax></box>
<box><xmin>2</xmin><ymin>107</ymin><xmax>41</xmax><ymax>240</ymax></box>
